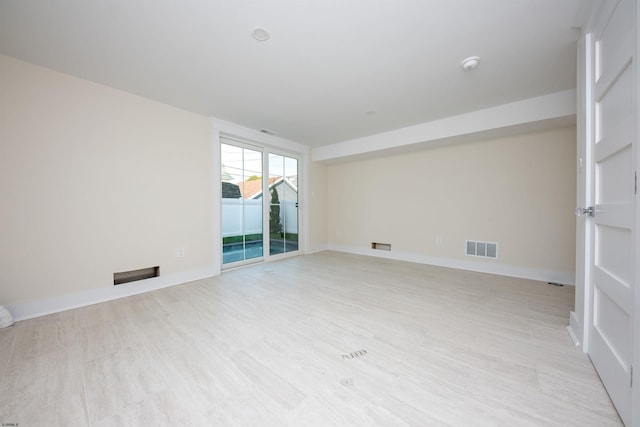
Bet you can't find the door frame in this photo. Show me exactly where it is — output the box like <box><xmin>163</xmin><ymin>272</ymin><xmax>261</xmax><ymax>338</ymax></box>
<box><xmin>213</xmin><ymin>121</ymin><xmax>309</xmax><ymax>272</ymax></box>
<box><xmin>570</xmin><ymin>30</ymin><xmax>595</xmax><ymax>351</ymax></box>
<box><xmin>634</xmin><ymin>0</ymin><xmax>640</xmax><ymax>422</ymax></box>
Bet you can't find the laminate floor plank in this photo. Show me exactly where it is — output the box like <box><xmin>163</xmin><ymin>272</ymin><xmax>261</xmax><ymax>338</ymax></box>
<box><xmin>0</xmin><ymin>325</ymin><xmax>16</xmax><ymax>382</ymax></box>
<box><xmin>0</xmin><ymin>251</ymin><xmax>622</xmax><ymax>425</ymax></box>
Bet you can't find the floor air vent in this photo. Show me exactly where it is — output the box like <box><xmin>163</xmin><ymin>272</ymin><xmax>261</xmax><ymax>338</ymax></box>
<box><xmin>465</xmin><ymin>241</ymin><xmax>498</xmax><ymax>259</ymax></box>
<box><xmin>114</xmin><ymin>266</ymin><xmax>159</xmax><ymax>285</ymax></box>
<box><xmin>342</xmin><ymin>349</ymin><xmax>367</xmax><ymax>359</ymax></box>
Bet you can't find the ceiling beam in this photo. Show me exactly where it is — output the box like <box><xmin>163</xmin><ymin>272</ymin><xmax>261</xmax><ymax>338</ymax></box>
<box><xmin>312</xmin><ymin>89</ymin><xmax>576</xmax><ymax>163</ymax></box>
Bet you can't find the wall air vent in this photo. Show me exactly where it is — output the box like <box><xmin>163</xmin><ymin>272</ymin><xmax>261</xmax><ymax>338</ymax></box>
<box><xmin>371</xmin><ymin>242</ymin><xmax>391</xmax><ymax>251</ymax></box>
<box><xmin>114</xmin><ymin>266</ymin><xmax>159</xmax><ymax>285</ymax></box>
<box><xmin>465</xmin><ymin>241</ymin><xmax>498</xmax><ymax>259</ymax></box>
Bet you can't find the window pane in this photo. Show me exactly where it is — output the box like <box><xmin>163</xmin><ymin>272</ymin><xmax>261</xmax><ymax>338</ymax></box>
<box><xmin>221</xmin><ymin>143</ymin><xmax>263</xmax><ymax>264</ymax></box>
<box><xmin>268</xmin><ymin>154</ymin><xmax>284</xmax><ymax>255</ymax></box>
<box><xmin>269</xmin><ymin>153</ymin><xmax>298</xmax><ymax>255</ymax></box>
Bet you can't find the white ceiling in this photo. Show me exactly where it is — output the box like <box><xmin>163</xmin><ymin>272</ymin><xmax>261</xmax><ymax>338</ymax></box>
<box><xmin>0</xmin><ymin>0</ymin><xmax>581</xmax><ymax>147</ymax></box>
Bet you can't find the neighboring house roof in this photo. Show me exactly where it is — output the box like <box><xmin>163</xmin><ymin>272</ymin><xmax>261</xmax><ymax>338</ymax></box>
<box><xmin>286</xmin><ymin>175</ymin><xmax>298</xmax><ymax>189</ymax></box>
<box><xmin>238</xmin><ymin>177</ymin><xmax>281</xmax><ymax>199</ymax></box>
<box><xmin>236</xmin><ymin>176</ymin><xmax>298</xmax><ymax>199</ymax></box>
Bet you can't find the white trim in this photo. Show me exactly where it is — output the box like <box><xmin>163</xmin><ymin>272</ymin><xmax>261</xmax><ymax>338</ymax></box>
<box><xmin>582</xmin><ymin>30</ymin><xmax>594</xmax><ymax>351</ymax></box>
<box><xmin>568</xmin><ymin>311</ymin><xmax>582</xmax><ymax>348</ymax></box>
<box><xmin>6</xmin><ymin>267</ymin><xmax>218</xmax><ymax>322</ymax></box>
<box><xmin>262</xmin><ymin>145</ymin><xmax>270</xmax><ymax>258</ymax></box>
<box><xmin>266</xmin><ymin>250</ymin><xmax>300</xmax><ymax>263</ymax></box>
<box><xmin>306</xmin><ymin>244</ymin><xmax>329</xmax><ymax>255</ymax></box>
<box><xmin>217</xmin><ymin>124</ymin><xmax>309</xmax><ymax>269</ymax></box>
<box><xmin>566</xmin><ymin>325</ymin><xmax>580</xmax><ymax>347</ymax></box>
<box><xmin>221</xmin><ymin>257</ymin><xmax>265</xmax><ymax>271</ymax></box>
<box><xmin>633</xmin><ymin>0</ymin><xmax>640</xmax><ymax>423</ymax></box>
<box><xmin>300</xmin><ymin>149</ymin><xmax>310</xmax><ymax>255</ymax></box>
<box><xmin>212</xmin><ymin>127</ymin><xmax>222</xmax><ymax>276</ymax></box>
<box><xmin>213</xmin><ymin>118</ymin><xmax>309</xmax><ymax>154</ymax></box>
<box><xmin>574</xmin><ymin>30</ymin><xmax>595</xmax><ymax>354</ymax></box>
<box><xmin>327</xmin><ymin>244</ymin><xmax>575</xmax><ymax>285</ymax></box>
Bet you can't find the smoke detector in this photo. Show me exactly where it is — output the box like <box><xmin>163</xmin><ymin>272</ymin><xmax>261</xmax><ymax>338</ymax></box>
<box><xmin>461</xmin><ymin>56</ymin><xmax>480</xmax><ymax>70</ymax></box>
<box><xmin>251</xmin><ymin>27</ymin><xmax>270</xmax><ymax>41</ymax></box>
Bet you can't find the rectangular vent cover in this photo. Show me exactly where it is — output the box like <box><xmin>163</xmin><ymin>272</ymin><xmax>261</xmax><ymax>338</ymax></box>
<box><xmin>371</xmin><ymin>242</ymin><xmax>391</xmax><ymax>251</ymax></box>
<box><xmin>114</xmin><ymin>266</ymin><xmax>159</xmax><ymax>285</ymax></box>
<box><xmin>465</xmin><ymin>241</ymin><xmax>498</xmax><ymax>259</ymax></box>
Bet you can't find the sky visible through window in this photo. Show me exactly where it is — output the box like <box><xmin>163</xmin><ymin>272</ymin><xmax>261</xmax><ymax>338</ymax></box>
<box><xmin>221</xmin><ymin>143</ymin><xmax>297</xmax><ymax>184</ymax></box>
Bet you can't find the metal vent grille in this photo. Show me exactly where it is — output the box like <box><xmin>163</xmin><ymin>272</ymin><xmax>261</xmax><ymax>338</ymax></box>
<box><xmin>342</xmin><ymin>349</ymin><xmax>367</xmax><ymax>359</ymax></box>
<box><xmin>114</xmin><ymin>266</ymin><xmax>159</xmax><ymax>285</ymax></box>
<box><xmin>465</xmin><ymin>241</ymin><xmax>498</xmax><ymax>259</ymax></box>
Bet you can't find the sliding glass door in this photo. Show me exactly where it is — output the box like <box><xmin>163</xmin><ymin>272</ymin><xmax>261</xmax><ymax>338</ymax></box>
<box><xmin>221</xmin><ymin>143</ymin><xmax>263</xmax><ymax>265</ymax></box>
<box><xmin>268</xmin><ymin>153</ymin><xmax>298</xmax><ymax>255</ymax></box>
<box><xmin>221</xmin><ymin>140</ymin><xmax>300</xmax><ymax>268</ymax></box>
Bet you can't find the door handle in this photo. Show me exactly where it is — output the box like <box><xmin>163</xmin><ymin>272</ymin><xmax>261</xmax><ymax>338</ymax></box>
<box><xmin>575</xmin><ymin>206</ymin><xmax>595</xmax><ymax>217</ymax></box>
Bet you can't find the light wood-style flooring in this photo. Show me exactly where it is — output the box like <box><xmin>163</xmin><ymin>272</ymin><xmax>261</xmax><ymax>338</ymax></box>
<box><xmin>0</xmin><ymin>251</ymin><xmax>622</xmax><ymax>426</ymax></box>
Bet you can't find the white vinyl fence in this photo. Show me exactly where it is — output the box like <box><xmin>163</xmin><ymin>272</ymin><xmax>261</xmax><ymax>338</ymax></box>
<box><xmin>222</xmin><ymin>199</ymin><xmax>297</xmax><ymax>238</ymax></box>
<box><xmin>281</xmin><ymin>201</ymin><xmax>298</xmax><ymax>234</ymax></box>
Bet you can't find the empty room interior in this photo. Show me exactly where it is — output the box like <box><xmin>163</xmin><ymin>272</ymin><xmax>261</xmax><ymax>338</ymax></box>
<box><xmin>1</xmin><ymin>0</ymin><xmax>639</xmax><ymax>426</ymax></box>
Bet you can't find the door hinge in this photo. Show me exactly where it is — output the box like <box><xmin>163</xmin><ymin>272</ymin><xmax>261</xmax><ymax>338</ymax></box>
<box><xmin>631</xmin><ymin>365</ymin><xmax>634</xmax><ymax>388</ymax></box>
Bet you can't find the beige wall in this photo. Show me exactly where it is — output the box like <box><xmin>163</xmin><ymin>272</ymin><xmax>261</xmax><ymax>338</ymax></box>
<box><xmin>0</xmin><ymin>55</ymin><xmax>214</xmax><ymax>306</ymax></box>
<box><xmin>0</xmin><ymin>52</ymin><xmax>576</xmax><ymax>307</ymax></box>
<box><xmin>308</xmin><ymin>160</ymin><xmax>328</xmax><ymax>251</ymax></box>
<box><xmin>327</xmin><ymin>127</ymin><xmax>577</xmax><ymax>275</ymax></box>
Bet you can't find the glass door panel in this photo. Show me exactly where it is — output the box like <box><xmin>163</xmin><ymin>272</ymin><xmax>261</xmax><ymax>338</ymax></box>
<box><xmin>221</xmin><ymin>143</ymin><xmax>263</xmax><ymax>265</ymax></box>
<box><xmin>268</xmin><ymin>153</ymin><xmax>298</xmax><ymax>256</ymax></box>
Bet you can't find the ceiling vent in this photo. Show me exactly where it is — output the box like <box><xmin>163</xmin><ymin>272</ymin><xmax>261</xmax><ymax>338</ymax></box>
<box><xmin>260</xmin><ymin>128</ymin><xmax>277</xmax><ymax>136</ymax></box>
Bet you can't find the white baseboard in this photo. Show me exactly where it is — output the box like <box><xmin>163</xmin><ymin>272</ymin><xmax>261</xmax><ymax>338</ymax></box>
<box><xmin>567</xmin><ymin>311</ymin><xmax>583</xmax><ymax>349</ymax></box>
<box><xmin>305</xmin><ymin>244</ymin><xmax>329</xmax><ymax>255</ymax></box>
<box><xmin>327</xmin><ymin>244</ymin><xmax>576</xmax><ymax>285</ymax></box>
<box><xmin>7</xmin><ymin>267</ymin><xmax>218</xmax><ymax>322</ymax></box>
<box><xmin>566</xmin><ymin>326</ymin><xmax>580</xmax><ymax>348</ymax></box>
<box><xmin>8</xmin><ymin>248</ymin><xmax>575</xmax><ymax>322</ymax></box>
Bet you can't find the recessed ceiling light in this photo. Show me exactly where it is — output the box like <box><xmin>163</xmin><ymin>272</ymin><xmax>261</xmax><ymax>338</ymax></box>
<box><xmin>461</xmin><ymin>56</ymin><xmax>480</xmax><ymax>70</ymax></box>
<box><xmin>251</xmin><ymin>27</ymin><xmax>270</xmax><ymax>42</ymax></box>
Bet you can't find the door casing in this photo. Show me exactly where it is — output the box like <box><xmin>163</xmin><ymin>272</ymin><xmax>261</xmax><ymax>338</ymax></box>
<box><xmin>219</xmin><ymin>135</ymin><xmax>304</xmax><ymax>270</ymax></box>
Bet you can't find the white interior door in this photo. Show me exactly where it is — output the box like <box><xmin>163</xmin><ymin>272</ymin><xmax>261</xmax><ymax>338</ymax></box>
<box><xmin>588</xmin><ymin>0</ymin><xmax>636</xmax><ymax>424</ymax></box>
